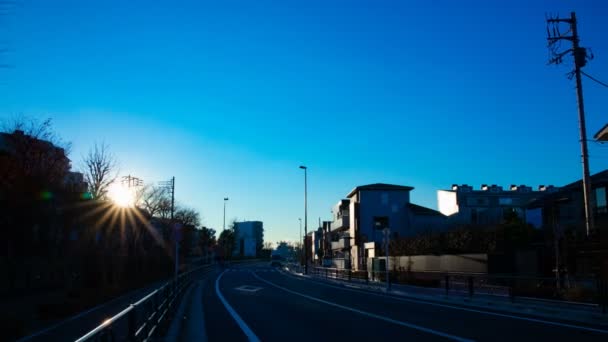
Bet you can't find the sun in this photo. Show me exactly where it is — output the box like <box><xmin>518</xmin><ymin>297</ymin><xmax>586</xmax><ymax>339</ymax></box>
<box><xmin>107</xmin><ymin>183</ymin><xmax>135</xmax><ymax>208</ymax></box>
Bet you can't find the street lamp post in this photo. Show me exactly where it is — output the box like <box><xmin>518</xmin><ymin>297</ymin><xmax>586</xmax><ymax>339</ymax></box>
<box><xmin>299</xmin><ymin>218</ymin><xmax>302</xmax><ymax>265</ymax></box>
<box><xmin>299</xmin><ymin>166</ymin><xmax>308</xmax><ymax>275</ymax></box>
<box><xmin>223</xmin><ymin>197</ymin><xmax>229</xmax><ymax>231</ymax></box>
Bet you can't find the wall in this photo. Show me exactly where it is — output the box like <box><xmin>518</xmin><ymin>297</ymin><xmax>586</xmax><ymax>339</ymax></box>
<box><xmin>357</xmin><ymin>189</ymin><xmax>411</xmax><ymax>243</ymax></box>
<box><xmin>372</xmin><ymin>254</ymin><xmax>488</xmax><ymax>273</ymax></box>
<box><xmin>407</xmin><ymin>214</ymin><xmax>447</xmax><ymax>236</ymax></box>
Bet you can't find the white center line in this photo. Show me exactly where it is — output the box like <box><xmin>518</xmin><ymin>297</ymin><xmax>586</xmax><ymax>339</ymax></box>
<box><xmin>215</xmin><ymin>270</ymin><xmax>261</xmax><ymax>342</ymax></box>
<box><xmin>252</xmin><ymin>271</ymin><xmax>474</xmax><ymax>342</ymax></box>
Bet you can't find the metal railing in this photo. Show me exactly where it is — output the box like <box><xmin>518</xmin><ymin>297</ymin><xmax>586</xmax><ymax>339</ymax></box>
<box><xmin>74</xmin><ymin>264</ymin><xmax>212</xmax><ymax>342</ymax></box>
<box><xmin>308</xmin><ymin>266</ymin><xmax>608</xmax><ymax>314</ymax></box>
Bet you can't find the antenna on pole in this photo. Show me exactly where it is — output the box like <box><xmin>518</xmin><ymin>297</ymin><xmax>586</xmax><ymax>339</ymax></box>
<box><xmin>546</xmin><ymin>12</ymin><xmax>595</xmax><ymax>237</ymax></box>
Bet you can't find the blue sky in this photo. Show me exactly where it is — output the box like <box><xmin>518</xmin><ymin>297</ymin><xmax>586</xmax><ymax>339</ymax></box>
<box><xmin>1</xmin><ymin>0</ymin><xmax>607</xmax><ymax>243</ymax></box>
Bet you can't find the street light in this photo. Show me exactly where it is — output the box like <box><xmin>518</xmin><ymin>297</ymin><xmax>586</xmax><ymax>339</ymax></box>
<box><xmin>299</xmin><ymin>165</ymin><xmax>308</xmax><ymax>274</ymax></box>
<box><xmin>298</xmin><ymin>218</ymin><xmax>302</xmax><ymax>265</ymax></box>
<box><xmin>223</xmin><ymin>197</ymin><xmax>229</xmax><ymax>231</ymax></box>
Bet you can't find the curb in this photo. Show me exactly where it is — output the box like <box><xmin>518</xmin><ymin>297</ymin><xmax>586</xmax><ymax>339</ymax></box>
<box><xmin>280</xmin><ymin>267</ymin><xmax>608</xmax><ymax>328</ymax></box>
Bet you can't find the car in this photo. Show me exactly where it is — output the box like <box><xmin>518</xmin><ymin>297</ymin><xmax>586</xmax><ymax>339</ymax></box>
<box><xmin>270</xmin><ymin>254</ymin><xmax>284</xmax><ymax>267</ymax></box>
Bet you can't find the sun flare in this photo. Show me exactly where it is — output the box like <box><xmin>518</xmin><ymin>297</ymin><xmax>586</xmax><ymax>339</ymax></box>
<box><xmin>107</xmin><ymin>183</ymin><xmax>135</xmax><ymax>208</ymax></box>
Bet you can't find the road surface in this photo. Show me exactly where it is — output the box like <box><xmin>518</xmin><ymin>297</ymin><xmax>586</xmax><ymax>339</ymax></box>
<box><xmin>196</xmin><ymin>262</ymin><xmax>608</xmax><ymax>341</ymax></box>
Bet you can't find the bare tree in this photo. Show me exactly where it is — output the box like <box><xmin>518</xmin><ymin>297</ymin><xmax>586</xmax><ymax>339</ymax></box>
<box><xmin>83</xmin><ymin>143</ymin><xmax>118</xmax><ymax>200</ymax></box>
<box><xmin>137</xmin><ymin>185</ymin><xmax>169</xmax><ymax>217</ymax></box>
<box><xmin>174</xmin><ymin>206</ymin><xmax>201</xmax><ymax>228</ymax></box>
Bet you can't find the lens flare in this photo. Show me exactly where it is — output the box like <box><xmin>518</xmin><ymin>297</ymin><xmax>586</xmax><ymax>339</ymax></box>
<box><xmin>107</xmin><ymin>183</ymin><xmax>135</xmax><ymax>208</ymax></box>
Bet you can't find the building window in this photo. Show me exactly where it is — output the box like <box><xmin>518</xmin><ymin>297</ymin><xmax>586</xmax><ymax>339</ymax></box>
<box><xmin>467</xmin><ymin>197</ymin><xmax>488</xmax><ymax>206</ymax></box>
<box><xmin>499</xmin><ymin>198</ymin><xmax>513</xmax><ymax>205</ymax></box>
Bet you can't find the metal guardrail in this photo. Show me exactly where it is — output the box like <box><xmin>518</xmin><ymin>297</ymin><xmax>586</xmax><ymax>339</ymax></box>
<box><xmin>307</xmin><ymin>266</ymin><xmax>608</xmax><ymax>314</ymax></box>
<box><xmin>74</xmin><ymin>264</ymin><xmax>213</xmax><ymax>342</ymax></box>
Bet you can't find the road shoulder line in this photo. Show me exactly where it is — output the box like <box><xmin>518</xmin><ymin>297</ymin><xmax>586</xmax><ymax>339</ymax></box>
<box><xmin>215</xmin><ymin>270</ymin><xmax>261</xmax><ymax>342</ymax></box>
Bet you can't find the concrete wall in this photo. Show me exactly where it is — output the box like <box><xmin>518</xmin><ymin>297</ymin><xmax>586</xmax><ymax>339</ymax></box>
<box><xmin>374</xmin><ymin>254</ymin><xmax>488</xmax><ymax>273</ymax></box>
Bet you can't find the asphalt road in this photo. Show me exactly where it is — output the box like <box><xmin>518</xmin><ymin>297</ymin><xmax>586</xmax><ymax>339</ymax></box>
<box><xmin>200</xmin><ymin>262</ymin><xmax>608</xmax><ymax>342</ymax></box>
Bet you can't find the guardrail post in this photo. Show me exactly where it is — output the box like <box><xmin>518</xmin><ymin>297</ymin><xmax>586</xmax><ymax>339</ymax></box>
<box><xmin>602</xmin><ymin>280</ymin><xmax>608</xmax><ymax>315</ymax></box>
<box><xmin>509</xmin><ymin>278</ymin><xmax>515</xmax><ymax>303</ymax></box>
<box><xmin>128</xmin><ymin>304</ymin><xmax>137</xmax><ymax>341</ymax></box>
<box><xmin>468</xmin><ymin>276</ymin><xmax>474</xmax><ymax>298</ymax></box>
<box><xmin>599</xmin><ymin>279</ymin><xmax>607</xmax><ymax>315</ymax></box>
<box><xmin>445</xmin><ymin>275</ymin><xmax>449</xmax><ymax>296</ymax></box>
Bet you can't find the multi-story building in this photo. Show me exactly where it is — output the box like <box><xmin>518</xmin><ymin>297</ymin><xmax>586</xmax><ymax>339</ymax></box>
<box><xmin>437</xmin><ymin>183</ymin><xmax>554</xmax><ymax>227</ymax></box>
<box><xmin>528</xmin><ymin>169</ymin><xmax>608</xmax><ymax>232</ymax></box>
<box><xmin>330</xmin><ymin>183</ymin><xmax>446</xmax><ymax>270</ymax></box>
<box><xmin>233</xmin><ymin>221</ymin><xmax>264</xmax><ymax>257</ymax></box>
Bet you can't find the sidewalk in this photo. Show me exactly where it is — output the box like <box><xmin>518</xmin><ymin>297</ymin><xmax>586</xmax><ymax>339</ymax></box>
<box><xmin>164</xmin><ymin>278</ymin><xmax>207</xmax><ymax>342</ymax></box>
<box><xmin>282</xmin><ymin>266</ymin><xmax>608</xmax><ymax>328</ymax></box>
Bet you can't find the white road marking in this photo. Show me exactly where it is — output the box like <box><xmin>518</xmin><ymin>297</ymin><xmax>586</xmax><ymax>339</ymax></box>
<box><xmin>235</xmin><ymin>285</ymin><xmax>263</xmax><ymax>293</ymax></box>
<box><xmin>215</xmin><ymin>271</ymin><xmax>261</xmax><ymax>342</ymax></box>
<box><xmin>278</xmin><ymin>270</ymin><xmax>608</xmax><ymax>335</ymax></box>
<box><xmin>252</xmin><ymin>272</ymin><xmax>474</xmax><ymax>342</ymax></box>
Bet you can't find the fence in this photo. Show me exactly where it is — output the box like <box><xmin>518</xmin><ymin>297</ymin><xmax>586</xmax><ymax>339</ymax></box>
<box><xmin>74</xmin><ymin>264</ymin><xmax>212</xmax><ymax>342</ymax></box>
<box><xmin>308</xmin><ymin>266</ymin><xmax>608</xmax><ymax>314</ymax></box>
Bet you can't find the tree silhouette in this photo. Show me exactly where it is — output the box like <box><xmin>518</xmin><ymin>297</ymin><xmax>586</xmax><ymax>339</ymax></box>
<box><xmin>82</xmin><ymin>143</ymin><xmax>118</xmax><ymax>200</ymax></box>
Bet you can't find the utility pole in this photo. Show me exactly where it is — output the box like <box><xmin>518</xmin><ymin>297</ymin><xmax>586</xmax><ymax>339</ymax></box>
<box><xmin>121</xmin><ymin>174</ymin><xmax>143</xmax><ymax>188</ymax></box>
<box><xmin>170</xmin><ymin>177</ymin><xmax>177</xmax><ymax>282</ymax></box>
<box><xmin>299</xmin><ymin>218</ymin><xmax>302</xmax><ymax>264</ymax></box>
<box><xmin>299</xmin><ymin>166</ymin><xmax>308</xmax><ymax>274</ymax></box>
<box><xmin>223</xmin><ymin>197</ymin><xmax>229</xmax><ymax>231</ymax></box>
<box><xmin>384</xmin><ymin>227</ymin><xmax>390</xmax><ymax>291</ymax></box>
<box><xmin>159</xmin><ymin>177</ymin><xmax>177</xmax><ymax>282</ymax></box>
<box><xmin>547</xmin><ymin>12</ymin><xmax>595</xmax><ymax>236</ymax></box>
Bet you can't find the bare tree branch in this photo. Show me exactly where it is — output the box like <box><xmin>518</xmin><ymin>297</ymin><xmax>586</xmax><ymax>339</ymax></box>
<box><xmin>137</xmin><ymin>185</ymin><xmax>170</xmax><ymax>218</ymax></box>
<box><xmin>174</xmin><ymin>206</ymin><xmax>201</xmax><ymax>228</ymax></box>
<box><xmin>82</xmin><ymin>142</ymin><xmax>118</xmax><ymax>200</ymax></box>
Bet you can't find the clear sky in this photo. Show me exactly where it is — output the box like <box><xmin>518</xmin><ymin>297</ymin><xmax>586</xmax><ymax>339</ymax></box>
<box><xmin>1</xmin><ymin>0</ymin><xmax>607</xmax><ymax>243</ymax></box>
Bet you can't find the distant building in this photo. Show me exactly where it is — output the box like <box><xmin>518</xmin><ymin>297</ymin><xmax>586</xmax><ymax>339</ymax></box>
<box><xmin>0</xmin><ymin>130</ymin><xmax>71</xmax><ymax>182</ymax></box>
<box><xmin>234</xmin><ymin>221</ymin><xmax>264</xmax><ymax>257</ymax></box>
<box><xmin>330</xmin><ymin>183</ymin><xmax>447</xmax><ymax>270</ymax></box>
<box><xmin>64</xmin><ymin>171</ymin><xmax>88</xmax><ymax>193</ymax></box>
<box><xmin>437</xmin><ymin>183</ymin><xmax>554</xmax><ymax>227</ymax></box>
<box><xmin>528</xmin><ymin>170</ymin><xmax>608</xmax><ymax>232</ymax></box>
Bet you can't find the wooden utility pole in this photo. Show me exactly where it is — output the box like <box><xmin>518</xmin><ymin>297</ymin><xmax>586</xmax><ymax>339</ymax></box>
<box><xmin>547</xmin><ymin>12</ymin><xmax>595</xmax><ymax>236</ymax></box>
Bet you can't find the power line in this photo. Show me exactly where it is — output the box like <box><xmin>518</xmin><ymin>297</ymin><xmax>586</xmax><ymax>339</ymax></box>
<box><xmin>581</xmin><ymin>70</ymin><xmax>608</xmax><ymax>88</ymax></box>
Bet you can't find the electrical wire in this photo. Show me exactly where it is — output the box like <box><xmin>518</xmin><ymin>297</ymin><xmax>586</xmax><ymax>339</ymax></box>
<box><xmin>581</xmin><ymin>70</ymin><xmax>608</xmax><ymax>88</ymax></box>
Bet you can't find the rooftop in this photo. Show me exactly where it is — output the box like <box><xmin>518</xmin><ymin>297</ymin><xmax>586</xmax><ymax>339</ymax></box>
<box><xmin>594</xmin><ymin>123</ymin><xmax>608</xmax><ymax>141</ymax></box>
<box><xmin>407</xmin><ymin>203</ymin><xmax>445</xmax><ymax>217</ymax></box>
<box><xmin>346</xmin><ymin>183</ymin><xmax>414</xmax><ymax>198</ymax></box>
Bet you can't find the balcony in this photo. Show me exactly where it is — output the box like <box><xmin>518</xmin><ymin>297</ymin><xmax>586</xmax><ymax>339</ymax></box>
<box><xmin>331</xmin><ymin>217</ymin><xmax>350</xmax><ymax>232</ymax></box>
<box><xmin>331</xmin><ymin>236</ymin><xmax>350</xmax><ymax>251</ymax></box>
